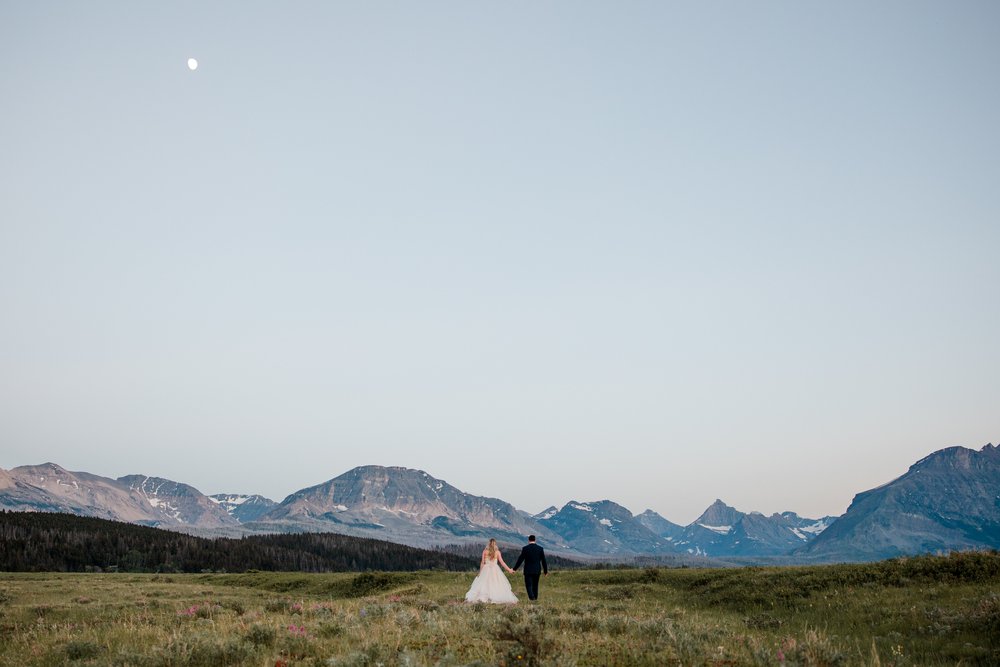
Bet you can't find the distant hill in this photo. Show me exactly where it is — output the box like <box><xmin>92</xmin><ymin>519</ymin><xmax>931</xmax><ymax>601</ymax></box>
<box><xmin>0</xmin><ymin>511</ymin><xmax>473</xmax><ymax>573</ymax></box>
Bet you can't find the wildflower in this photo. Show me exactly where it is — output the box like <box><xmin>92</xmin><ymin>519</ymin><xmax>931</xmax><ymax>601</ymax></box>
<box><xmin>177</xmin><ymin>604</ymin><xmax>200</xmax><ymax>617</ymax></box>
<box><xmin>287</xmin><ymin>624</ymin><xmax>307</xmax><ymax>637</ymax></box>
<box><xmin>290</xmin><ymin>602</ymin><xmax>303</xmax><ymax>614</ymax></box>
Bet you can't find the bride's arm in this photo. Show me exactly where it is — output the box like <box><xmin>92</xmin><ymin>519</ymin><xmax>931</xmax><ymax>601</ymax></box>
<box><xmin>497</xmin><ymin>550</ymin><xmax>514</xmax><ymax>573</ymax></box>
<box><xmin>481</xmin><ymin>550</ymin><xmax>488</xmax><ymax>567</ymax></box>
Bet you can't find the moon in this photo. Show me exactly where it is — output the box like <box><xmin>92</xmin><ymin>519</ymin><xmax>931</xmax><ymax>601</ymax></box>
<box><xmin>187</xmin><ymin>58</ymin><xmax>198</xmax><ymax>71</ymax></box>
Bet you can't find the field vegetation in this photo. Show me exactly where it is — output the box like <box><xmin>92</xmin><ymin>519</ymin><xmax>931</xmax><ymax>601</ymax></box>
<box><xmin>0</xmin><ymin>551</ymin><xmax>997</xmax><ymax>666</ymax></box>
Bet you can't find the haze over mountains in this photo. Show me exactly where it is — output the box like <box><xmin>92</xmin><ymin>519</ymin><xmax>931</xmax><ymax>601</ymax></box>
<box><xmin>2</xmin><ymin>444</ymin><xmax>997</xmax><ymax>564</ymax></box>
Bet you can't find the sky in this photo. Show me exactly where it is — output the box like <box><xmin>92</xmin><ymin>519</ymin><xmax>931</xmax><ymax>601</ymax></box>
<box><xmin>1</xmin><ymin>2</ymin><xmax>998</xmax><ymax>525</ymax></box>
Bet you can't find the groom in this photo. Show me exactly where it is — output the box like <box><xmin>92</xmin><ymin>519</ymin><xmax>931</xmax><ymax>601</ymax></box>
<box><xmin>512</xmin><ymin>534</ymin><xmax>548</xmax><ymax>601</ymax></box>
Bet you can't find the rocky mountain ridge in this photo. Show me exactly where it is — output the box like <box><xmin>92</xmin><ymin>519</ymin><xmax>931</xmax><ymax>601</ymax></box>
<box><xmin>2</xmin><ymin>443</ymin><xmax>997</xmax><ymax>562</ymax></box>
<box><xmin>0</xmin><ymin>464</ymin><xmax>239</xmax><ymax>529</ymax></box>
<box><xmin>251</xmin><ymin>465</ymin><xmax>571</xmax><ymax>550</ymax></box>
<box><xmin>798</xmin><ymin>443</ymin><xmax>1000</xmax><ymax>562</ymax></box>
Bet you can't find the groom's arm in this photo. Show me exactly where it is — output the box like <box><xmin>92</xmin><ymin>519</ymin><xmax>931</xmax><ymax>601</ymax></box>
<box><xmin>540</xmin><ymin>548</ymin><xmax>548</xmax><ymax>575</ymax></box>
<box><xmin>512</xmin><ymin>549</ymin><xmax>526</xmax><ymax>572</ymax></box>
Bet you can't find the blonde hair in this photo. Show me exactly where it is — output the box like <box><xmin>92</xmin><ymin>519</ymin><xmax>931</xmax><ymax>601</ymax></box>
<box><xmin>486</xmin><ymin>538</ymin><xmax>498</xmax><ymax>559</ymax></box>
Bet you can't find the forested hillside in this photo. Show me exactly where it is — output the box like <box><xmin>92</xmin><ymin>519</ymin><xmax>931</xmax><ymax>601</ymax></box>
<box><xmin>0</xmin><ymin>511</ymin><xmax>473</xmax><ymax>573</ymax></box>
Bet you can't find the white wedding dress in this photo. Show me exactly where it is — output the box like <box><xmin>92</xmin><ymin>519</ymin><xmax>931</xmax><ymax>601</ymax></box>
<box><xmin>465</xmin><ymin>556</ymin><xmax>519</xmax><ymax>604</ymax></box>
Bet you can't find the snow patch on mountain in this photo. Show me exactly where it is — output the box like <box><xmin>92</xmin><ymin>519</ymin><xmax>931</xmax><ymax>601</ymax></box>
<box><xmin>699</xmin><ymin>523</ymin><xmax>732</xmax><ymax>534</ymax></box>
<box><xmin>800</xmin><ymin>519</ymin><xmax>833</xmax><ymax>535</ymax></box>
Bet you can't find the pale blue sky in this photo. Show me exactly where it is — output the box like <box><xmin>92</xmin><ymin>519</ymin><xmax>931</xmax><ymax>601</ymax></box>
<box><xmin>2</xmin><ymin>2</ymin><xmax>998</xmax><ymax>524</ymax></box>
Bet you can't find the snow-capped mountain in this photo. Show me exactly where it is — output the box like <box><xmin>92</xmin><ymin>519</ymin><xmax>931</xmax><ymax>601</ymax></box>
<box><xmin>667</xmin><ymin>499</ymin><xmax>835</xmax><ymax>558</ymax></box>
<box><xmin>799</xmin><ymin>443</ymin><xmax>1000</xmax><ymax>562</ymax></box>
<box><xmin>209</xmin><ymin>494</ymin><xmax>277</xmax><ymax>523</ymax></box>
<box><xmin>537</xmin><ymin>500</ymin><xmax>669</xmax><ymax>555</ymax></box>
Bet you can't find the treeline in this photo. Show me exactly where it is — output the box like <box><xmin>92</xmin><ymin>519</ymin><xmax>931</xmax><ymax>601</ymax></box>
<box><xmin>0</xmin><ymin>511</ymin><xmax>474</xmax><ymax>573</ymax></box>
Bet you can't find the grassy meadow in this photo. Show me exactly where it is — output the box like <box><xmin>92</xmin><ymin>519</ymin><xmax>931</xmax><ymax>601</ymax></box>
<box><xmin>0</xmin><ymin>552</ymin><xmax>997</xmax><ymax>666</ymax></box>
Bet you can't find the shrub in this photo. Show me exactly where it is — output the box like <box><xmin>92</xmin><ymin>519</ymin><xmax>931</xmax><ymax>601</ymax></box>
<box><xmin>744</xmin><ymin>612</ymin><xmax>784</xmax><ymax>630</ymax></box>
<box><xmin>778</xmin><ymin>630</ymin><xmax>847</xmax><ymax>667</ymax></box>
<box><xmin>395</xmin><ymin>583</ymin><xmax>428</xmax><ymax>598</ymax></box>
<box><xmin>244</xmin><ymin>624</ymin><xmax>277</xmax><ymax>647</ymax></box>
<box><xmin>348</xmin><ymin>572</ymin><xmax>406</xmax><ymax>598</ymax></box>
<box><xmin>265</xmin><ymin>599</ymin><xmax>293</xmax><ymax>613</ymax></box>
<box><xmin>65</xmin><ymin>640</ymin><xmax>102</xmax><ymax>661</ymax></box>
<box><xmin>639</xmin><ymin>567</ymin><xmax>661</xmax><ymax>584</ymax></box>
<box><xmin>316</xmin><ymin>621</ymin><xmax>344</xmax><ymax>638</ymax></box>
<box><xmin>493</xmin><ymin>608</ymin><xmax>553</xmax><ymax>667</ymax></box>
<box><xmin>602</xmin><ymin>585</ymin><xmax>639</xmax><ymax>600</ymax></box>
<box><xmin>221</xmin><ymin>599</ymin><xmax>246</xmax><ymax>615</ymax></box>
<box><xmin>195</xmin><ymin>603</ymin><xmax>223</xmax><ymax>619</ymax></box>
<box><xmin>156</xmin><ymin>636</ymin><xmax>255</xmax><ymax>667</ymax></box>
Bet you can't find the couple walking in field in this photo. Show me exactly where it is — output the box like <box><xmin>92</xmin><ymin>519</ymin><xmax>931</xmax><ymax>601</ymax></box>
<box><xmin>464</xmin><ymin>535</ymin><xmax>548</xmax><ymax>604</ymax></box>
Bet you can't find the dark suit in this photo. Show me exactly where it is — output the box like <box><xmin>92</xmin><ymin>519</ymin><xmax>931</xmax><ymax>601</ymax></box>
<box><xmin>512</xmin><ymin>542</ymin><xmax>548</xmax><ymax>600</ymax></box>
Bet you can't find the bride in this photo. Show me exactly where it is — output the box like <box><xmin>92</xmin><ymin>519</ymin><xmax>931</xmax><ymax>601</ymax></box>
<box><xmin>464</xmin><ymin>538</ymin><xmax>518</xmax><ymax>604</ymax></box>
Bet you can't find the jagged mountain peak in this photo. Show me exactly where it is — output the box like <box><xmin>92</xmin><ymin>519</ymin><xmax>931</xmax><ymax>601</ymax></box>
<box><xmin>533</xmin><ymin>506</ymin><xmax>559</xmax><ymax>521</ymax></box>
<box><xmin>695</xmin><ymin>499</ymin><xmax>743</xmax><ymax>528</ymax></box>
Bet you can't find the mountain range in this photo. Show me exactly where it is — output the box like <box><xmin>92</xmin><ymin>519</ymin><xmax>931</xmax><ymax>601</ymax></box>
<box><xmin>2</xmin><ymin>443</ymin><xmax>997</xmax><ymax>563</ymax></box>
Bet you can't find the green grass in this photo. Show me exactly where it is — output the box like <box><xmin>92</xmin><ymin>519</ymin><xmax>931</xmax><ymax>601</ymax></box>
<box><xmin>0</xmin><ymin>552</ymin><xmax>997</xmax><ymax>665</ymax></box>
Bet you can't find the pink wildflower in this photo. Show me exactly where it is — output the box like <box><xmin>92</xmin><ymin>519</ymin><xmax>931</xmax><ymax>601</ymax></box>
<box><xmin>177</xmin><ymin>604</ymin><xmax>200</xmax><ymax>617</ymax></box>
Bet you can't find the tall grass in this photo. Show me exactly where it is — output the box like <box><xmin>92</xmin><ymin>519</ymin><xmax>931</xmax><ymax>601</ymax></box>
<box><xmin>0</xmin><ymin>551</ymin><xmax>997</xmax><ymax>665</ymax></box>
